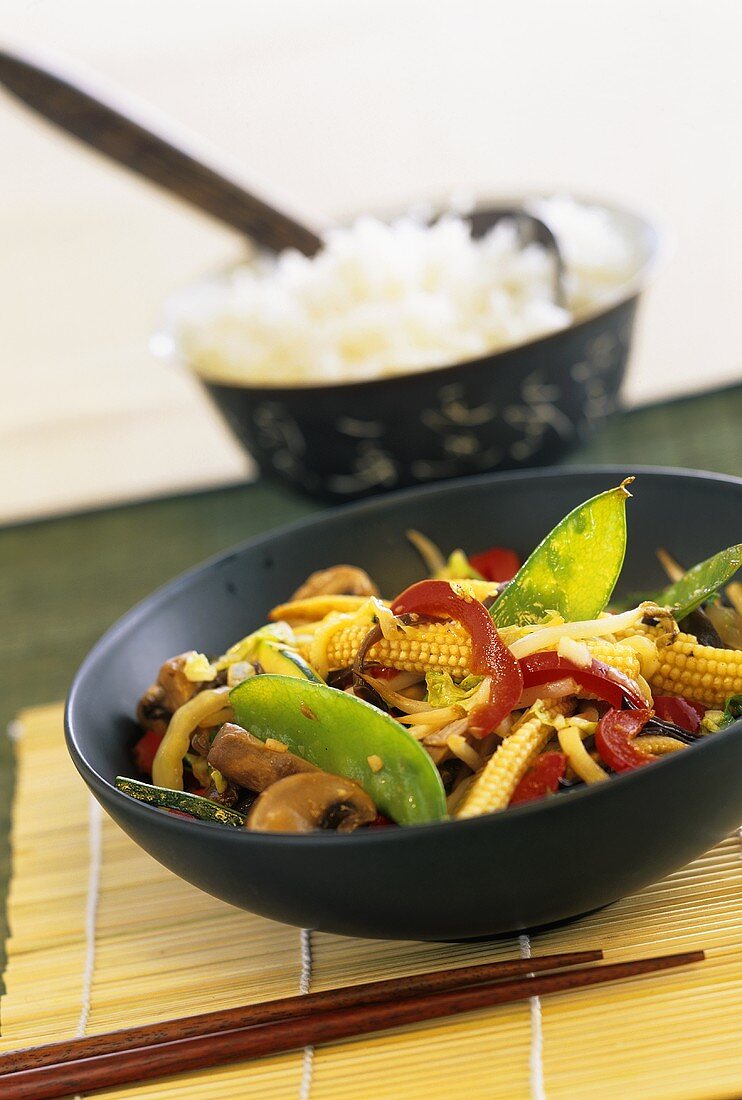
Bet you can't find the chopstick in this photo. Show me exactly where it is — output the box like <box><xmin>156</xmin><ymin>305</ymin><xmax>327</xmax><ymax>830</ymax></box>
<box><xmin>0</xmin><ymin>949</ymin><xmax>600</xmax><ymax>1074</ymax></box>
<box><xmin>0</xmin><ymin>951</ymin><xmax>703</xmax><ymax>1100</ymax></box>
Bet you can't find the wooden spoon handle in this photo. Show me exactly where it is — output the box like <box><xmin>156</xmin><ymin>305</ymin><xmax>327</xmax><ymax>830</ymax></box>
<box><xmin>0</xmin><ymin>48</ymin><xmax>323</xmax><ymax>256</ymax></box>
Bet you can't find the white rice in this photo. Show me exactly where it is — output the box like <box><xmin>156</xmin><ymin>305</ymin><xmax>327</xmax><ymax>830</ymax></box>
<box><xmin>174</xmin><ymin>196</ymin><xmax>642</xmax><ymax>386</ymax></box>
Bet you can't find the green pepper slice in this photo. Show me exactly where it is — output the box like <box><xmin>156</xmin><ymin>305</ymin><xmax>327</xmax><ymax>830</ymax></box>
<box><xmin>491</xmin><ymin>479</ymin><xmax>633</xmax><ymax>627</ymax></box>
<box><xmin>230</xmin><ymin>676</ymin><xmax>447</xmax><ymax>826</ymax></box>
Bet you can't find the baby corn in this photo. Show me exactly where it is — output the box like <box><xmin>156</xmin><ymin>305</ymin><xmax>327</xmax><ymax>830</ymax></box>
<box><xmin>303</xmin><ymin>609</ymin><xmax>741</xmax><ymax>710</ymax></box>
<box><xmin>456</xmin><ymin>700</ymin><xmax>573</xmax><ymax>818</ymax></box>
<box><xmin>634</xmin><ymin>734</ymin><xmax>686</xmax><ymax>756</ymax></box>
<box><xmin>270</xmin><ymin>595</ymin><xmax>377</xmax><ymax>621</ymax></box>
<box><xmin>649</xmin><ymin>632</ymin><xmax>742</xmax><ymax>708</ymax></box>
<box><xmin>300</xmin><ymin>619</ymin><xmax>643</xmax><ymax>683</ymax></box>
<box><xmin>617</xmin><ymin>622</ymin><xmax>742</xmax><ymax>707</ymax></box>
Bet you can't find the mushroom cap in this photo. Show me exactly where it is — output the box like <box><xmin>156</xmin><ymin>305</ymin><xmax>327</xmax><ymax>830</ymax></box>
<box><xmin>157</xmin><ymin>652</ymin><xmax>201</xmax><ymax>710</ymax></box>
<box><xmin>247</xmin><ymin>771</ymin><xmax>377</xmax><ymax>833</ymax></box>
<box><xmin>208</xmin><ymin>723</ymin><xmax>316</xmax><ymax>792</ymax></box>
<box><xmin>291</xmin><ymin>565</ymin><xmax>379</xmax><ymax>599</ymax></box>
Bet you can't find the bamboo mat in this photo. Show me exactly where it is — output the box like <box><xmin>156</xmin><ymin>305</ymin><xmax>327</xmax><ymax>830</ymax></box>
<box><xmin>2</xmin><ymin>705</ymin><xmax>742</xmax><ymax>1099</ymax></box>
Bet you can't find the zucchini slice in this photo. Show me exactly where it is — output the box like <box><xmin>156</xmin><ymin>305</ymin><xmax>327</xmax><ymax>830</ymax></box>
<box><xmin>256</xmin><ymin>640</ymin><xmax>321</xmax><ymax>682</ymax></box>
<box><xmin>115</xmin><ymin>776</ymin><xmax>246</xmax><ymax>826</ymax></box>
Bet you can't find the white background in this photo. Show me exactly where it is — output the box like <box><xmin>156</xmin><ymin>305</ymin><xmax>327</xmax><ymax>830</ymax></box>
<box><xmin>2</xmin><ymin>0</ymin><xmax>741</xmax><ymax>521</ymax></box>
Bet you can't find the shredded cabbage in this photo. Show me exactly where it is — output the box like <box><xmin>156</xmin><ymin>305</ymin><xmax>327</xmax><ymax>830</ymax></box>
<box><xmin>216</xmin><ymin>621</ymin><xmax>296</xmax><ymax>670</ymax></box>
<box><xmin>701</xmin><ymin>710</ymin><xmax>726</xmax><ymax>734</ymax></box>
<box><xmin>531</xmin><ymin>698</ymin><xmax>567</xmax><ymax>729</ymax></box>
<box><xmin>426</xmin><ymin>670</ymin><xmax>483</xmax><ymax>709</ymax></box>
<box><xmin>184</xmin><ymin>622</ymin><xmax>307</xmax><ymax>685</ymax></box>
<box><xmin>434</xmin><ymin>550</ymin><xmax>483</xmax><ymax>581</ymax></box>
<box><xmin>372</xmin><ymin>598</ymin><xmax>409</xmax><ymax>641</ymax></box>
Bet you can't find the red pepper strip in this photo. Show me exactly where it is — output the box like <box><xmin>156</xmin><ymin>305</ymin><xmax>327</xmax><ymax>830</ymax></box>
<box><xmin>391</xmin><ymin>579</ymin><xmax>523</xmax><ymax>738</ymax></box>
<box><xmin>510</xmin><ymin>752</ymin><xmax>567</xmax><ymax>806</ymax></box>
<box><xmin>133</xmin><ymin>729</ymin><xmax>164</xmax><ymax>776</ymax></box>
<box><xmin>184</xmin><ymin>773</ymin><xmax>208</xmax><ymax>794</ymax></box>
<box><xmin>469</xmin><ymin>546</ymin><xmax>521</xmax><ymax>583</ymax></box>
<box><xmin>519</xmin><ymin>652</ymin><xmax>646</xmax><ymax>710</ymax></box>
<box><xmin>653</xmin><ymin>695</ymin><xmax>702</xmax><ymax>733</ymax></box>
<box><xmin>686</xmin><ymin>699</ymin><xmax>706</xmax><ymax>721</ymax></box>
<box><xmin>368</xmin><ymin>813</ymin><xmax>393</xmax><ymax>828</ymax></box>
<box><xmin>595</xmin><ymin>708</ymin><xmax>654</xmax><ymax>771</ymax></box>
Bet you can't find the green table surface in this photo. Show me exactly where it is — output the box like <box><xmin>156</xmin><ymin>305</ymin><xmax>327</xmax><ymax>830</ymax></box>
<box><xmin>1</xmin><ymin>382</ymin><xmax>740</xmax><ymax>997</ymax></box>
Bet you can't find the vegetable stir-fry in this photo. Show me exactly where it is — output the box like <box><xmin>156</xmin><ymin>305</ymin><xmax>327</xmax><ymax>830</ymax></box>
<box><xmin>119</xmin><ymin>480</ymin><xmax>742</xmax><ymax>833</ymax></box>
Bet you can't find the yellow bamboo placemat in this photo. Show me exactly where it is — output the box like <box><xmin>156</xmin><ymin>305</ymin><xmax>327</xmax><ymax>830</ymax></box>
<box><xmin>3</xmin><ymin>704</ymin><xmax>742</xmax><ymax>1099</ymax></box>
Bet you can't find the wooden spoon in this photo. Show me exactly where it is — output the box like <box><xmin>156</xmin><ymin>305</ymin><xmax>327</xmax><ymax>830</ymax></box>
<box><xmin>0</xmin><ymin>46</ymin><xmax>323</xmax><ymax>256</ymax></box>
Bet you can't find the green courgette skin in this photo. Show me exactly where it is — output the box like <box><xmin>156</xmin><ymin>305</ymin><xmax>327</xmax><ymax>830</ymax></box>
<box><xmin>256</xmin><ymin>641</ymin><xmax>322</xmax><ymax>681</ymax></box>
<box><xmin>115</xmin><ymin>777</ymin><xmax>246</xmax><ymax>826</ymax></box>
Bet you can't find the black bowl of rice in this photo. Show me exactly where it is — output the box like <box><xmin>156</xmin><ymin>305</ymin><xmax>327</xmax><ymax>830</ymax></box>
<box><xmin>156</xmin><ymin>196</ymin><xmax>659</xmax><ymax>499</ymax></box>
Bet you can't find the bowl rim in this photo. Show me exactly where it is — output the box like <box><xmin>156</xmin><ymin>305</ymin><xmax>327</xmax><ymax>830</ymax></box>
<box><xmin>65</xmin><ymin>463</ymin><xmax>742</xmax><ymax>847</ymax></box>
<box><xmin>152</xmin><ymin>193</ymin><xmax>663</xmax><ymax>395</ymax></box>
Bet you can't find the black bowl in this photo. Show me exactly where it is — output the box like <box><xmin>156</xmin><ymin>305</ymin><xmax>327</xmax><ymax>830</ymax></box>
<box><xmin>163</xmin><ymin>201</ymin><xmax>658</xmax><ymax>500</ymax></box>
<box><xmin>66</xmin><ymin>467</ymin><xmax>742</xmax><ymax>941</ymax></box>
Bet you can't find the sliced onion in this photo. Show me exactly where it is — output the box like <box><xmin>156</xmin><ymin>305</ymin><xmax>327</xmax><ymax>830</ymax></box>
<box><xmin>363</xmin><ymin>676</ymin><xmax>434</xmax><ymax>714</ymax></box>
<box><xmin>706</xmin><ymin>600</ymin><xmax>742</xmax><ymax>648</ymax></box>
<box><xmin>152</xmin><ymin>687</ymin><xmax>231</xmax><ymax>790</ymax></box>
<box><xmin>517</xmin><ymin>678</ymin><xmax>579</xmax><ymax>709</ymax></box>
<box><xmin>398</xmin><ymin>705</ymin><xmax>466</xmax><ymax>727</ymax></box>
<box><xmin>380</xmin><ymin>670</ymin><xmax>425</xmax><ymax>692</ymax></box>
<box><xmin>446</xmin><ymin>733</ymin><xmax>481</xmax><ymax>771</ymax></box>
<box><xmin>656</xmin><ymin>547</ymin><xmax>686</xmax><ymax>583</ymax></box>
<box><xmin>446</xmin><ymin>773</ymin><xmax>476</xmax><ymax>813</ymax></box>
<box><xmin>371</xmin><ymin>599</ymin><xmax>411</xmax><ymax>641</ymax></box>
<box><xmin>509</xmin><ymin>606</ymin><xmax>647</xmax><ymax>660</ymax></box>
<box><xmin>423</xmin><ymin>717</ymin><xmax>471</xmax><ymax>746</ymax></box>
<box><xmin>406</xmin><ymin>529</ymin><xmax>446</xmax><ymax>574</ymax></box>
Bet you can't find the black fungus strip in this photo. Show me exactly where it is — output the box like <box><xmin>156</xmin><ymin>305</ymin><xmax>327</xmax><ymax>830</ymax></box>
<box><xmin>678</xmin><ymin>607</ymin><xmax>727</xmax><ymax>649</ymax></box>
<box><xmin>642</xmin><ymin>716</ymin><xmax>700</xmax><ymax>745</ymax></box>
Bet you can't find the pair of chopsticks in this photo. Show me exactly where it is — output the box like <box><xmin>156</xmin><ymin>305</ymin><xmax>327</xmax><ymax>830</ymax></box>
<box><xmin>0</xmin><ymin>948</ymin><xmax>704</xmax><ymax>1099</ymax></box>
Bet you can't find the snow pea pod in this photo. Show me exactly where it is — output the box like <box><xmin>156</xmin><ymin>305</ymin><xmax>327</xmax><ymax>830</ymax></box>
<box><xmin>491</xmin><ymin>479</ymin><xmax>633</xmax><ymax>627</ymax></box>
<box><xmin>230</xmin><ymin>676</ymin><xmax>447</xmax><ymax>825</ymax></box>
<box><xmin>654</xmin><ymin>544</ymin><xmax>742</xmax><ymax>620</ymax></box>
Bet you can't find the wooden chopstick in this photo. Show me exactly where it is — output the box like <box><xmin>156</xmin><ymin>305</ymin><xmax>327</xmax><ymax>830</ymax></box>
<box><xmin>0</xmin><ymin>49</ymin><xmax>324</xmax><ymax>256</ymax></box>
<box><xmin>0</xmin><ymin>949</ymin><xmax>600</xmax><ymax>1074</ymax></box>
<box><xmin>0</xmin><ymin>951</ymin><xmax>703</xmax><ymax>1100</ymax></box>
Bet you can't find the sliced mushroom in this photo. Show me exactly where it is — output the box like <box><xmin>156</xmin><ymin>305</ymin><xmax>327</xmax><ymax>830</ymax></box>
<box><xmin>157</xmin><ymin>652</ymin><xmax>202</xmax><ymax>711</ymax></box>
<box><xmin>291</xmin><ymin>565</ymin><xmax>379</xmax><ymax>600</ymax></box>
<box><xmin>208</xmin><ymin>723</ymin><xmax>317</xmax><ymax>792</ymax></box>
<box><xmin>202</xmin><ymin>778</ymin><xmax>240</xmax><ymax>806</ymax></box>
<box><xmin>678</xmin><ymin>607</ymin><xmax>727</xmax><ymax>649</ymax></box>
<box><xmin>136</xmin><ymin>652</ymin><xmax>209</xmax><ymax>733</ymax></box>
<box><xmin>136</xmin><ymin>683</ymin><xmax>171</xmax><ymax>735</ymax></box>
<box><xmin>190</xmin><ymin>727</ymin><xmax>212</xmax><ymax>757</ymax></box>
<box><xmin>247</xmin><ymin>771</ymin><xmax>377</xmax><ymax>833</ymax></box>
